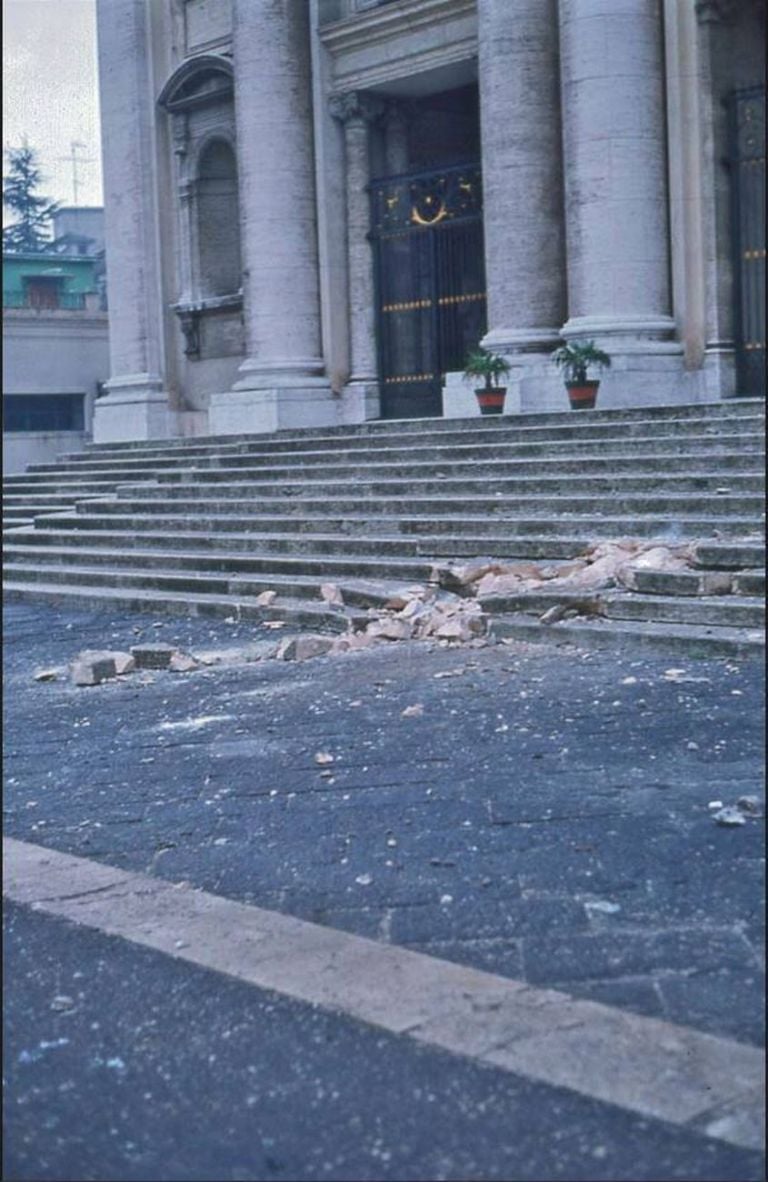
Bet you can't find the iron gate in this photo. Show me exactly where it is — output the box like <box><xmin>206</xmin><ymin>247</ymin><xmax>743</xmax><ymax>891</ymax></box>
<box><xmin>729</xmin><ymin>87</ymin><xmax>766</xmax><ymax>397</ymax></box>
<box><xmin>370</xmin><ymin>162</ymin><xmax>487</xmax><ymax>419</ymax></box>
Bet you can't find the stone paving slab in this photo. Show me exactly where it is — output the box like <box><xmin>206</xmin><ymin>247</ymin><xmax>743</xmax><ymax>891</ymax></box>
<box><xmin>3</xmin><ymin>603</ymin><xmax>765</xmax><ymax>1047</ymax></box>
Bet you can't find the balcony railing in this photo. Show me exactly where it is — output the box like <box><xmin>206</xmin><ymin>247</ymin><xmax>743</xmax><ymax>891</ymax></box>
<box><xmin>3</xmin><ymin>290</ymin><xmax>88</xmax><ymax>310</ymax></box>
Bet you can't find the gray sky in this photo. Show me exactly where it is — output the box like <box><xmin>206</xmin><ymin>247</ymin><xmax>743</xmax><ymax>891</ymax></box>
<box><xmin>3</xmin><ymin>0</ymin><xmax>103</xmax><ymax>213</ymax></box>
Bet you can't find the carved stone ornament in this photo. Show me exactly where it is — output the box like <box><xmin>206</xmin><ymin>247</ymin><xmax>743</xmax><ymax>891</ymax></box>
<box><xmin>171</xmin><ymin>114</ymin><xmax>189</xmax><ymax>157</ymax></box>
<box><xmin>329</xmin><ymin>91</ymin><xmax>386</xmax><ymax>127</ymax></box>
<box><xmin>178</xmin><ymin>310</ymin><xmax>200</xmax><ymax>357</ymax></box>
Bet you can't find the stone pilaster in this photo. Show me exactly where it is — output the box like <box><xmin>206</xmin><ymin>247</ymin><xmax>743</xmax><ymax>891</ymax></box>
<box><xmin>330</xmin><ymin>92</ymin><xmax>384</xmax><ymax>418</ymax></box>
<box><xmin>558</xmin><ymin>0</ymin><xmax>682</xmax><ymax>384</ymax></box>
<box><xmin>210</xmin><ymin>0</ymin><xmax>333</xmax><ymax>434</ymax></box>
<box><xmin>93</xmin><ymin>0</ymin><xmax>172</xmax><ymax>442</ymax></box>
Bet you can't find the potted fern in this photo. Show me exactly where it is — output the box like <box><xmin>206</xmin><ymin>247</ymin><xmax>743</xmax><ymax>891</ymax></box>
<box><xmin>463</xmin><ymin>348</ymin><xmax>511</xmax><ymax>415</ymax></box>
<box><xmin>551</xmin><ymin>341</ymin><xmax>611</xmax><ymax>409</ymax></box>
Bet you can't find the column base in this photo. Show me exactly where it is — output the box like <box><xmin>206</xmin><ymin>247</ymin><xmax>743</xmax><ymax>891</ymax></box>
<box><xmin>208</xmin><ymin>383</ymin><xmax>338</xmax><ymax>436</ymax></box>
<box><xmin>93</xmin><ymin>375</ymin><xmax>176</xmax><ymax>443</ymax></box>
<box><xmin>339</xmin><ymin>381</ymin><xmax>380</xmax><ymax>424</ymax></box>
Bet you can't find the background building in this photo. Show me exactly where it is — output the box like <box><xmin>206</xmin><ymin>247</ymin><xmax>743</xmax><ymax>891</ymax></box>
<box><xmin>2</xmin><ymin>207</ymin><xmax>109</xmax><ymax>473</ymax></box>
<box><xmin>92</xmin><ymin>0</ymin><xmax>766</xmax><ymax>443</ymax></box>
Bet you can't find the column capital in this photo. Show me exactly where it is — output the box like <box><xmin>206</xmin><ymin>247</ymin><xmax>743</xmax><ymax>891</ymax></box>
<box><xmin>329</xmin><ymin>91</ymin><xmax>386</xmax><ymax>128</ymax></box>
<box><xmin>694</xmin><ymin>0</ymin><xmax>737</xmax><ymax>23</ymax></box>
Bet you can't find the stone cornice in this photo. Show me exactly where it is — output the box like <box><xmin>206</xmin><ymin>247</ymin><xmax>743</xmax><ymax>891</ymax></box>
<box><xmin>320</xmin><ymin>0</ymin><xmax>476</xmax><ymax>55</ymax></box>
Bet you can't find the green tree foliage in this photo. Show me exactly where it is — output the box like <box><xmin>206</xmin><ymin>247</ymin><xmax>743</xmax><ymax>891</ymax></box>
<box><xmin>3</xmin><ymin>140</ymin><xmax>60</xmax><ymax>254</ymax></box>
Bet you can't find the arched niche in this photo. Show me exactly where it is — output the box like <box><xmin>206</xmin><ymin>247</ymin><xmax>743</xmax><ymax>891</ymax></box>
<box><xmin>196</xmin><ymin>137</ymin><xmax>242</xmax><ymax>298</ymax></box>
<box><xmin>158</xmin><ymin>54</ymin><xmax>244</xmax><ymax>363</ymax></box>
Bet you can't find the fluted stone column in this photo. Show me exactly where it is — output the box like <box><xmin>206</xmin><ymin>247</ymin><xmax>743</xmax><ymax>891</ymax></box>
<box><xmin>210</xmin><ymin>0</ymin><xmax>333</xmax><ymax>435</ymax></box>
<box><xmin>478</xmin><ymin>0</ymin><xmax>566</xmax><ymax>359</ymax></box>
<box><xmin>93</xmin><ymin>0</ymin><xmax>171</xmax><ymax>442</ymax></box>
<box><xmin>559</xmin><ymin>0</ymin><xmax>682</xmax><ymax>384</ymax></box>
<box><xmin>330</xmin><ymin>92</ymin><xmax>383</xmax><ymax>417</ymax></box>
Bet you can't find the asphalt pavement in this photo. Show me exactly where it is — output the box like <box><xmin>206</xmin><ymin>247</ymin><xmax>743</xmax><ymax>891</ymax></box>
<box><xmin>3</xmin><ymin>602</ymin><xmax>765</xmax><ymax>1181</ymax></box>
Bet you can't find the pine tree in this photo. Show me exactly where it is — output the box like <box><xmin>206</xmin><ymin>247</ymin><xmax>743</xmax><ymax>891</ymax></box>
<box><xmin>3</xmin><ymin>140</ymin><xmax>60</xmax><ymax>254</ymax></box>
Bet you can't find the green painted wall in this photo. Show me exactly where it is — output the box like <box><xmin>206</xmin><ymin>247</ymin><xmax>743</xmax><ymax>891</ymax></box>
<box><xmin>3</xmin><ymin>254</ymin><xmax>99</xmax><ymax>296</ymax></box>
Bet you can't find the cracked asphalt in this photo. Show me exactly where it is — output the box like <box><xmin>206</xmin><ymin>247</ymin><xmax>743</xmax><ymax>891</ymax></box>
<box><xmin>3</xmin><ymin>602</ymin><xmax>766</xmax><ymax>1180</ymax></box>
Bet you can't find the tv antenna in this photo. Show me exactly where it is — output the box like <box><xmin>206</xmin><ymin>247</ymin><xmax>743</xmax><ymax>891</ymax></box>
<box><xmin>57</xmin><ymin>141</ymin><xmax>96</xmax><ymax>205</ymax></box>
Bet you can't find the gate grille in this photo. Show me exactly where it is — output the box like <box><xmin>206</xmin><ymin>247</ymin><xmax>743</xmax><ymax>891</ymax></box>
<box><xmin>370</xmin><ymin>162</ymin><xmax>486</xmax><ymax>419</ymax></box>
<box><xmin>729</xmin><ymin>87</ymin><xmax>766</xmax><ymax>397</ymax></box>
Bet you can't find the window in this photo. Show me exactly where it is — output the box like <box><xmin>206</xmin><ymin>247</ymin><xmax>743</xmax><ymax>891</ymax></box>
<box><xmin>24</xmin><ymin>278</ymin><xmax>62</xmax><ymax>309</ymax></box>
<box><xmin>3</xmin><ymin>394</ymin><xmax>85</xmax><ymax>432</ymax></box>
<box><xmin>196</xmin><ymin>139</ymin><xmax>242</xmax><ymax>298</ymax></box>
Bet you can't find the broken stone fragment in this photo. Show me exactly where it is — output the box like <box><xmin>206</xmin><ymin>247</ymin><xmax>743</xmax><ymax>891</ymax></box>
<box><xmin>366</xmin><ymin>617</ymin><xmax>413</xmax><ymax>641</ymax></box>
<box><xmin>254</xmin><ymin>590</ymin><xmax>277</xmax><ymax>607</ymax></box>
<box><xmin>33</xmin><ymin>669</ymin><xmax>59</xmax><ymax>683</ymax></box>
<box><xmin>71</xmin><ymin>651</ymin><xmax>118</xmax><ymax>686</ymax></box>
<box><xmin>168</xmin><ymin>652</ymin><xmax>198</xmax><ymax>673</ymax></box>
<box><xmin>430</xmin><ymin>614</ymin><xmax>487</xmax><ymax>641</ymax></box>
<box><xmin>320</xmin><ymin>583</ymin><xmax>345</xmax><ymax>606</ymax></box>
<box><xmin>107</xmin><ymin>651</ymin><xmax>136</xmax><ymax>675</ymax></box>
<box><xmin>275</xmin><ymin>634</ymin><xmax>336</xmax><ymax>661</ymax></box>
<box><xmin>713</xmin><ymin>806</ymin><xmax>747</xmax><ymax>827</ymax></box>
<box><xmin>130</xmin><ymin>644</ymin><xmax>175</xmax><ymax>670</ymax></box>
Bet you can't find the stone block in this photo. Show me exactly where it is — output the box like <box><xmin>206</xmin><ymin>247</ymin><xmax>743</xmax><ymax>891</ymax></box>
<box><xmin>71</xmin><ymin>651</ymin><xmax>118</xmax><ymax>687</ymax></box>
<box><xmin>130</xmin><ymin>644</ymin><xmax>175</xmax><ymax>670</ymax></box>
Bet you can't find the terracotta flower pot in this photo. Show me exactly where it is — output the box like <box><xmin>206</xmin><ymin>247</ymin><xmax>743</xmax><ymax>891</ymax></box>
<box><xmin>565</xmin><ymin>380</ymin><xmax>600</xmax><ymax>410</ymax></box>
<box><xmin>475</xmin><ymin>386</ymin><xmax>507</xmax><ymax>415</ymax></box>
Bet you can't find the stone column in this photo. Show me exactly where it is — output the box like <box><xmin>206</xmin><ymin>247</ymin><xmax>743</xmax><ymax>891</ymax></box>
<box><xmin>210</xmin><ymin>0</ymin><xmax>333</xmax><ymax>434</ymax></box>
<box><xmin>477</xmin><ymin>0</ymin><xmax>566</xmax><ymax>359</ymax></box>
<box><xmin>330</xmin><ymin>92</ymin><xmax>384</xmax><ymax>417</ymax></box>
<box><xmin>558</xmin><ymin>0</ymin><xmax>683</xmax><ymax>399</ymax></box>
<box><xmin>93</xmin><ymin>0</ymin><xmax>171</xmax><ymax>442</ymax></box>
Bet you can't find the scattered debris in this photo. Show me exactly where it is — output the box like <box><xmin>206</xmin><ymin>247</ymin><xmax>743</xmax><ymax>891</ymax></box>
<box><xmin>736</xmin><ymin>795</ymin><xmax>761</xmax><ymax>816</ymax></box>
<box><xmin>713</xmin><ymin>806</ymin><xmax>747</xmax><ymax>827</ymax></box>
<box><xmin>254</xmin><ymin>590</ymin><xmax>277</xmax><ymax>607</ymax></box>
<box><xmin>314</xmin><ymin>752</ymin><xmax>334</xmax><ymax>765</ymax></box>
<box><xmin>585</xmin><ymin>900</ymin><xmax>622</xmax><ymax>914</ymax></box>
<box><xmin>50</xmin><ymin>995</ymin><xmax>75</xmax><ymax>1012</ymax></box>
<box><xmin>33</xmin><ymin>669</ymin><xmax>59</xmax><ymax>682</ymax></box>
<box><xmin>540</xmin><ymin>598</ymin><xmax>607</xmax><ymax>625</ymax></box>
<box><xmin>401</xmin><ymin>704</ymin><xmax>424</xmax><ymax>718</ymax></box>
<box><xmin>355</xmin><ymin>873</ymin><xmax>373</xmax><ymax>886</ymax></box>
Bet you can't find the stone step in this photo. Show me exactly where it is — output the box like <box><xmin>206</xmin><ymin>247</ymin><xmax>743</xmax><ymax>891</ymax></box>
<box><xmin>630</xmin><ymin>568</ymin><xmax>765</xmax><ymax>598</ymax></box>
<box><xmin>0</xmin><ymin>559</ymin><xmax>399</xmax><ymax>612</ymax></box>
<box><xmin>107</xmin><ymin>460</ymin><xmax>764</xmax><ymax>503</ymax></box>
<box><xmin>57</xmin><ymin>398</ymin><xmax>767</xmax><ymax>455</ymax></box>
<box><xmin>489</xmin><ymin>614</ymin><xmax>764</xmax><ymax>660</ymax></box>
<box><xmin>1</xmin><ymin>579</ymin><xmax>360</xmax><ymax>632</ymax></box>
<box><xmin>28</xmin><ymin>502</ymin><xmax>766</xmax><ymax>540</ymax></box>
<box><xmin>47</xmin><ymin>411</ymin><xmax>766</xmax><ymax>466</ymax></box>
<box><xmin>22</xmin><ymin>430</ymin><xmax>767</xmax><ymax>478</ymax></box>
<box><xmin>480</xmin><ymin>587</ymin><xmax>765</xmax><ymax>629</ymax></box>
<box><xmin>65</xmin><ymin>491</ymin><xmax>760</xmax><ymax>524</ymax></box>
<box><xmin>1</xmin><ymin>543</ymin><xmax>440</xmax><ymax>582</ymax></box>
<box><xmin>693</xmin><ymin>540</ymin><xmax>766</xmax><ymax>569</ymax></box>
<box><xmin>5</xmin><ymin>448</ymin><xmax>762</xmax><ymax>494</ymax></box>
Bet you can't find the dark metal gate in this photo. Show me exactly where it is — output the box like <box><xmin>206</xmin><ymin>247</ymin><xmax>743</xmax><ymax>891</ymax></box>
<box><xmin>370</xmin><ymin>162</ymin><xmax>486</xmax><ymax>419</ymax></box>
<box><xmin>729</xmin><ymin>87</ymin><xmax>766</xmax><ymax>397</ymax></box>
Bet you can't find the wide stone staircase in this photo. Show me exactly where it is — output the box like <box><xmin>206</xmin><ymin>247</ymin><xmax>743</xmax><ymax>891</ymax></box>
<box><xmin>3</xmin><ymin>400</ymin><xmax>765</xmax><ymax>657</ymax></box>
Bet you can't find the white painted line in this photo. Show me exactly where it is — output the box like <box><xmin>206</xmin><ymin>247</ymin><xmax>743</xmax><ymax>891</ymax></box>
<box><xmin>3</xmin><ymin>837</ymin><xmax>764</xmax><ymax>1151</ymax></box>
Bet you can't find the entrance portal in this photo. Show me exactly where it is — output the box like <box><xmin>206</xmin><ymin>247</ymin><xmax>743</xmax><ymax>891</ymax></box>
<box><xmin>370</xmin><ymin>162</ymin><xmax>486</xmax><ymax>419</ymax></box>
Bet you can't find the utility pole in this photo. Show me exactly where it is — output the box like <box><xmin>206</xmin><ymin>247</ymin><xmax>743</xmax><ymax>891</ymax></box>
<box><xmin>57</xmin><ymin>141</ymin><xmax>96</xmax><ymax>205</ymax></box>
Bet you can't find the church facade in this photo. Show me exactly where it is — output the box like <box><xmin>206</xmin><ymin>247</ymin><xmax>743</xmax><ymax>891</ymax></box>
<box><xmin>93</xmin><ymin>0</ymin><xmax>766</xmax><ymax>443</ymax></box>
